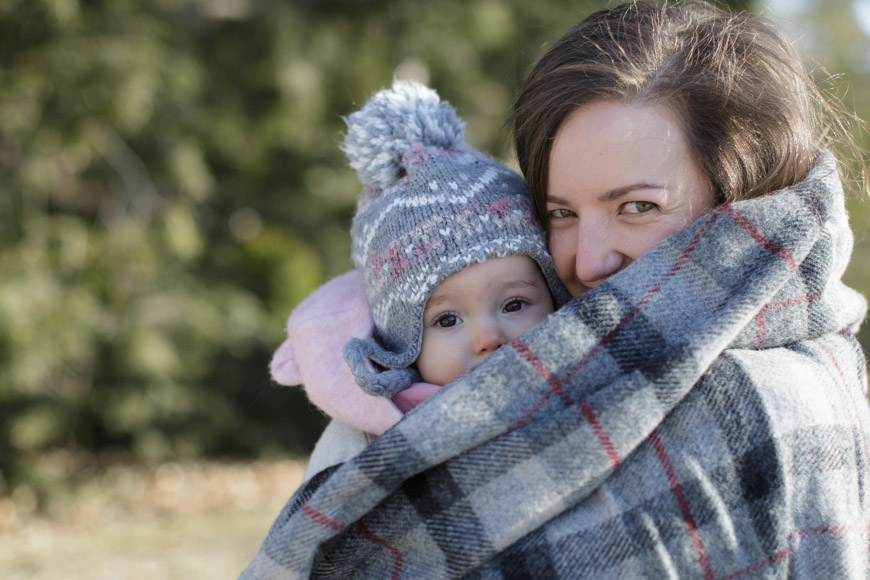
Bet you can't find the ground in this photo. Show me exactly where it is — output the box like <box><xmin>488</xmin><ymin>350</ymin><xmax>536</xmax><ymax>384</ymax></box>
<box><xmin>0</xmin><ymin>459</ymin><xmax>306</xmax><ymax>579</ymax></box>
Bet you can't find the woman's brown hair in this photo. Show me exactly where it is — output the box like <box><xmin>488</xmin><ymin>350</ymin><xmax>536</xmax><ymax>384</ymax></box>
<box><xmin>511</xmin><ymin>0</ymin><xmax>865</xmax><ymax>227</ymax></box>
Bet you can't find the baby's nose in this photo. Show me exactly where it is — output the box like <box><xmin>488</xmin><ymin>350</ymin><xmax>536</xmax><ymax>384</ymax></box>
<box><xmin>472</xmin><ymin>320</ymin><xmax>507</xmax><ymax>356</ymax></box>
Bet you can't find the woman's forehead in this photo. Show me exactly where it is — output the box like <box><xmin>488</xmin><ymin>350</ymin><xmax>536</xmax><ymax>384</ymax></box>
<box><xmin>547</xmin><ymin>101</ymin><xmax>707</xmax><ymax>201</ymax></box>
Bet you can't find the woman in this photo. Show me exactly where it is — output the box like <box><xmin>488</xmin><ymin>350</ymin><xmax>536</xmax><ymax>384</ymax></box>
<box><xmin>243</xmin><ymin>2</ymin><xmax>868</xmax><ymax>578</ymax></box>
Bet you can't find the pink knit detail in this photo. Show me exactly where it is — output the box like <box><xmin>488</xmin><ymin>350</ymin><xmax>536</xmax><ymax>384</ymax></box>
<box><xmin>413</xmin><ymin>237</ymin><xmax>442</xmax><ymax>258</ymax></box>
<box><xmin>409</xmin><ymin>142</ymin><xmax>439</xmax><ymax>165</ymax></box>
<box><xmin>366</xmin><ymin>196</ymin><xmax>527</xmax><ymax>280</ymax></box>
<box><xmin>488</xmin><ymin>198</ymin><xmax>511</xmax><ymax>218</ymax></box>
<box><xmin>407</xmin><ymin>142</ymin><xmax>462</xmax><ymax>165</ymax></box>
<box><xmin>386</xmin><ymin>242</ymin><xmax>409</xmax><ymax>277</ymax></box>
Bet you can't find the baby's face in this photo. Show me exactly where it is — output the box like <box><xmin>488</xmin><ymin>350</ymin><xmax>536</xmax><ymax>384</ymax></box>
<box><xmin>416</xmin><ymin>255</ymin><xmax>555</xmax><ymax>386</ymax></box>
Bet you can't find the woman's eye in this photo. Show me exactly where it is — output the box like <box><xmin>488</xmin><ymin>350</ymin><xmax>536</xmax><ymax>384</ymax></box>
<box><xmin>503</xmin><ymin>299</ymin><xmax>528</xmax><ymax>313</ymax></box>
<box><xmin>547</xmin><ymin>208</ymin><xmax>576</xmax><ymax>219</ymax></box>
<box><xmin>622</xmin><ymin>201</ymin><xmax>657</xmax><ymax>214</ymax></box>
<box><xmin>434</xmin><ymin>314</ymin><xmax>460</xmax><ymax>328</ymax></box>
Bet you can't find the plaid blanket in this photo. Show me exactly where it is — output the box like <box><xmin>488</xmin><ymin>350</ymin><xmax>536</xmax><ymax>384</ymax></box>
<box><xmin>242</xmin><ymin>151</ymin><xmax>869</xmax><ymax>579</ymax></box>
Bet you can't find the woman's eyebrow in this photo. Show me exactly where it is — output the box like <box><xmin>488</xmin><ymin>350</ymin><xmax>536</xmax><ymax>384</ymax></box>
<box><xmin>598</xmin><ymin>182</ymin><xmax>665</xmax><ymax>202</ymax></box>
<box><xmin>546</xmin><ymin>183</ymin><xmax>665</xmax><ymax>205</ymax></box>
<box><xmin>546</xmin><ymin>194</ymin><xmax>573</xmax><ymax>206</ymax></box>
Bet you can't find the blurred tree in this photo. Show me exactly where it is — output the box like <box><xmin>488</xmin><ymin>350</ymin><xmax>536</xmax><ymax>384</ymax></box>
<box><xmin>0</xmin><ymin>0</ymin><xmax>864</xmax><ymax>496</ymax></box>
<box><xmin>760</xmin><ymin>0</ymin><xmax>870</xmax><ymax>348</ymax></box>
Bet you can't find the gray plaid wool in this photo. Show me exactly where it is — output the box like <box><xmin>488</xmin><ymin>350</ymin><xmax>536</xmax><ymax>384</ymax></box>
<box><xmin>340</xmin><ymin>80</ymin><xmax>569</xmax><ymax>398</ymax></box>
<box><xmin>242</xmin><ymin>151</ymin><xmax>869</xmax><ymax>579</ymax></box>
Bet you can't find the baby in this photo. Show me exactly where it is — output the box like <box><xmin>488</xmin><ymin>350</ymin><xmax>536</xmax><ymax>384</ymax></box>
<box><xmin>271</xmin><ymin>80</ymin><xmax>570</xmax><ymax>477</ymax></box>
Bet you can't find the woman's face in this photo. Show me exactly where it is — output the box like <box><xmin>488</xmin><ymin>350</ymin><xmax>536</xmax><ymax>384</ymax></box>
<box><xmin>546</xmin><ymin>100</ymin><xmax>716</xmax><ymax>297</ymax></box>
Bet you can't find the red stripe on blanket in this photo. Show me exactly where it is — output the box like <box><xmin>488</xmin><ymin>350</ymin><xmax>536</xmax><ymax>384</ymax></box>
<box><xmin>814</xmin><ymin>339</ymin><xmax>870</xmax><ymax>468</ymax></box>
<box><xmin>753</xmin><ymin>291</ymin><xmax>823</xmax><ymax>349</ymax></box>
<box><xmin>716</xmin><ymin>524</ymin><xmax>860</xmax><ymax>580</ymax></box>
<box><xmin>579</xmin><ymin>400</ymin><xmax>621</xmax><ymax>468</ymax></box>
<box><xmin>650</xmin><ymin>431</ymin><xmax>714</xmax><ymax>580</ymax></box>
<box><xmin>560</xmin><ymin>210</ymin><xmax>722</xmax><ymax>385</ymax></box>
<box><xmin>716</xmin><ymin>548</ymin><xmax>789</xmax><ymax>580</ymax></box>
<box><xmin>301</xmin><ymin>503</ymin><xmax>346</xmax><ymax>531</ymax></box>
<box><xmin>722</xmin><ymin>205</ymin><xmax>797</xmax><ymax>270</ymax></box>
<box><xmin>509</xmin><ymin>340</ymin><xmax>574</xmax><ymax>429</ymax></box>
<box><xmin>511</xmin><ymin>340</ymin><xmax>622</xmax><ymax>468</ymax></box>
<box><xmin>505</xmin><ymin>211</ymin><xmax>723</xmax><ymax>461</ymax></box>
<box><xmin>513</xmin><ymin>339</ymin><xmax>573</xmax><ymax>407</ymax></box>
<box><xmin>509</xmin><ymin>210</ymin><xmax>724</xmax><ymax>435</ymax></box>
<box><xmin>357</xmin><ymin>521</ymin><xmax>404</xmax><ymax>580</ymax></box>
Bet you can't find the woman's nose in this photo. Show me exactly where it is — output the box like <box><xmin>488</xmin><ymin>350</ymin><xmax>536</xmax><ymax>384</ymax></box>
<box><xmin>472</xmin><ymin>319</ymin><xmax>507</xmax><ymax>356</ymax></box>
<box><xmin>573</xmin><ymin>221</ymin><xmax>626</xmax><ymax>288</ymax></box>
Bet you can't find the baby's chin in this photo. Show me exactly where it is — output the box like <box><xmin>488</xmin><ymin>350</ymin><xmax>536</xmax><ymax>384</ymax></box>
<box><xmin>425</xmin><ymin>369</ymin><xmax>470</xmax><ymax>388</ymax></box>
<box><xmin>423</xmin><ymin>357</ymin><xmax>493</xmax><ymax>387</ymax></box>
<box><xmin>453</xmin><ymin>361</ymin><xmax>485</xmax><ymax>383</ymax></box>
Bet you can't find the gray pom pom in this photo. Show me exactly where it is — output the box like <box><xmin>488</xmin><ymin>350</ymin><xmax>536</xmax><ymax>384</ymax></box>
<box><xmin>341</xmin><ymin>80</ymin><xmax>466</xmax><ymax>190</ymax></box>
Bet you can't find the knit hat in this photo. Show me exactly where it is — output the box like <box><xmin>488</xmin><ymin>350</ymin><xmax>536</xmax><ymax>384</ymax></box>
<box><xmin>341</xmin><ymin>80</ymin><xmax>570</xmax><ymax>397</ymax></box>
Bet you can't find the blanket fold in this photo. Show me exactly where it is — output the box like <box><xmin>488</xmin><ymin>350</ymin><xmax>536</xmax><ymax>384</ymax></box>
<box><xmin>243</xmin><ymin>151</ymin><xmax>869</xmax><ymax>579</ymax></box>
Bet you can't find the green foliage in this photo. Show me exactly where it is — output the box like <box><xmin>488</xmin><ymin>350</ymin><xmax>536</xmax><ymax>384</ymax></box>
<box><xmin>0</xmin><ymin>0</ymin><xmax>596</xmax><ymax>494</ymax></box>
<box><xmin>0</xmin><ymin>0</ymin><xmax>866</xmax><ymax>496</ymax></box>
<box><xmin>764</xmin><ymin>0</ymin><xmax>870</xmax><ymax>348</ymax></box>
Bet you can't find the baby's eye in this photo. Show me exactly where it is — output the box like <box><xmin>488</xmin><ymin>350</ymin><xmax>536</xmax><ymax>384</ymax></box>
<box><xmin>434</xmin><ymin>313</ymin><xmax>461</xmax><ymax>328</ymax></box>
<box><xmin>547</xmin><ymin>208</ymin><xmax>576</xmax><ymax>219</ymax></box>
<box><xmin>503</xmin><ymin>298</ymin><xmax>528</xmax><ymax>313</ymax></box>
<box><xmin>622</xmin><ymin>201</ymin><xmax>657</xmax><ymax>214</ymax></box>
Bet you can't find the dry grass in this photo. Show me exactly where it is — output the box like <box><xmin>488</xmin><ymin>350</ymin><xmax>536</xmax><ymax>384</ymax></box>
<box><xmin>0</xmin><ymin>458</ymin><xmax>307</xmax><ymax>579</ymax></box>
